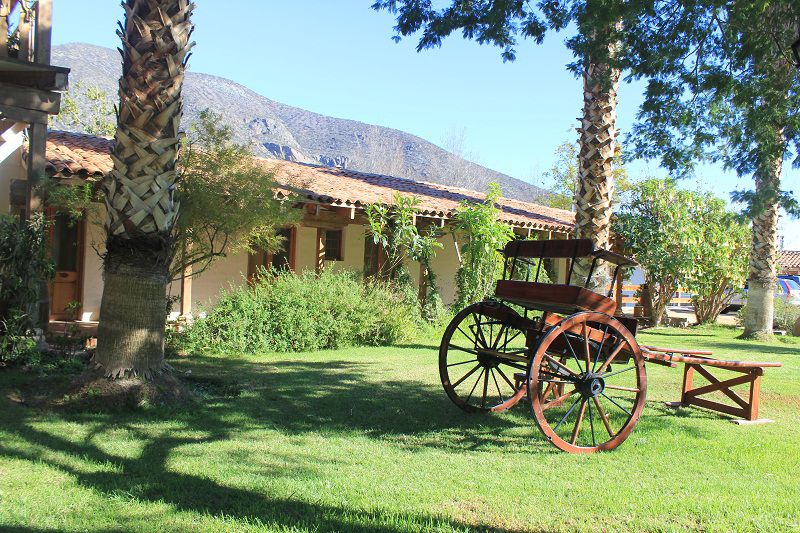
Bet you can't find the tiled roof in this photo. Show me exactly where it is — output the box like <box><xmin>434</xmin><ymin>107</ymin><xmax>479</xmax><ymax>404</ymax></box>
<box><xmin>45</xmin><ymin>131</ymin><xmax>114</xmax><ymax>178</ymax></box>
<box><xmin>779</xmin><ymin>250</ymin><xmax>800</xmax><ymax>270</ymax></box>
<box><xmin>42</xmin><ymin>130</ymin><xmax>574</xmax><ymax>231</ymax></box>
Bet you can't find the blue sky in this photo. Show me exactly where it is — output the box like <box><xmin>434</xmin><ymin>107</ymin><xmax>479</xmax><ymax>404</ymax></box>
<box><xmin>52</xmin><ymin>1</ymin><xmax>798</xmax><ymax>247</ymax></box>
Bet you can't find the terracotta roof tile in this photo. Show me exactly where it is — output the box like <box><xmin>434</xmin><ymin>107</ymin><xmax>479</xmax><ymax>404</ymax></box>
<box><xmin>42</xmin><ymin>130</ymin><xmax>574</xmax><ymax>231</ymax></box>
<box><xmin>44</xmin><ymin>131</ymin><xmax>113</xmax><ymax>178</ymax></box>
<box><xmin>779</xmin><ymin>250</ymin><xmax>800</xmax><ymax>270</ymax></box>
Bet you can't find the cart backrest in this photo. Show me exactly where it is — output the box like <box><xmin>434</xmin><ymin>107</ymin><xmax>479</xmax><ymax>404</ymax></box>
<box><xmin>501</xmin><ymin>238</ymin><xmax>594</xmax><ymax>260</ymax></box>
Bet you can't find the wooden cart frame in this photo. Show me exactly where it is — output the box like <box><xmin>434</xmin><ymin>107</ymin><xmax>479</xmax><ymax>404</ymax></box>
<box><xmin>438</xmin><ymin>239</ymin><xmax>781</xmax><ymax>453</ymax></box>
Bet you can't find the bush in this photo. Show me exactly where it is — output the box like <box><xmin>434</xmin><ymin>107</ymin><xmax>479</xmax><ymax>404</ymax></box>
<box><xmin>174</xmin><ymin>269</ymin><xmax>421</xmax><ymax>354</ymax></box>
<box><xmin>0</xmin><ymin>311</ymin><xmax>40</xmax><ymax>367</ymax></box>
<box><xmin>0</xmin><ymin>213</ymin><xmax>54</xmax><ymax>313</ymax></box>
<box><xmin>737</xmin><ymin>298</ymin><xmax>800</xmax><ymax>335</ymax></box>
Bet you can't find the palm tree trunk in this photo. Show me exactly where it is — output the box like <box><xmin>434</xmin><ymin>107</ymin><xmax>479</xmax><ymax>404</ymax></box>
<box><xmin>742</xmin><ymin>161</ymin><xmax>781</xmax><ymax>338</ymax></box>
<box><xmin>93</xmin><ymin>0</ymin><xmax>194</xmax><ymax>379</ymax></box>
<box><xmin>574</xmin><ymin>60</ymin><xmax>620</xmax><ymax>288</ymax></box>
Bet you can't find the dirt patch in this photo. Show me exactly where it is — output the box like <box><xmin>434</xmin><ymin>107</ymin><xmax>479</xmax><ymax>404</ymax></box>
<box><xmin>17</xmin><ymin>369</ymin><xmax>195</xmax><ymax>411</ymax></box>
<box><xmin>182</xmin><ymin>374</ymin><xmax>243</xmax><ymax>398</ymax></box>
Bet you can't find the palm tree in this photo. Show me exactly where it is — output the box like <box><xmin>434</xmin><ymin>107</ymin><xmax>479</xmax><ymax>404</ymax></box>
<box><xmin>573</xmin><ymin>44</ymin><xmax>621</xmax><ymax>289</ymax></box>
<box><xmin>743</xmin><ymin>163</ymin><xmax>782</xmax><ymax>337</ymax></box>
<box><xmin>575</xmin><ymin>62</ymin><xmax>619</xmax><ymax>250</ymax></box>
<box><xmin>93</xmin><ymin>0</ymin><xmax>194</xmax><ymax>379</ymax></box>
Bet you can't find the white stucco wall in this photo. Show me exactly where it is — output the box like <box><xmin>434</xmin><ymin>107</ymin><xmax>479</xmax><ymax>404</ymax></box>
<box><xmin>293</xmin><ymin>225</ymin><xmax>315</xmax><ymax>274</ymax></box>
<box><xmin>430</xmin><ymin>232</ymin><xmax>462</xmax><ymax>306</ymax></box>
<box><xmin>80</xmin><ymin>206</ymin><xmax>106</xmax><ymax>320</ymax></box>
<box><xmin>190</xmin><ymin>250</ymin><xmax>249</xmax><ymax>311</ymax></box>
<box><xmin>0</xmin><ymin>144</ymin><xmax>24</xmax><ymax>216</ymax></box>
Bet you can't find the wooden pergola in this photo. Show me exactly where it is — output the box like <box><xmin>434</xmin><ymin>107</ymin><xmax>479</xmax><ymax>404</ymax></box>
<box><xmin>0</xmin><ymin>0</ymin><xmax>68</xmax><ymax>218</ymax></box>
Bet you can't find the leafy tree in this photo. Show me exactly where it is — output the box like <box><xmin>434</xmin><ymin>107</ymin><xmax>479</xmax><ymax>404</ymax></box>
<box><xmin>170</xmin><ymin>110</ymin><xmax>300</xmax><ymax>281</ymax></box>
<box><xmin>451</xmin><ymin>183</ymin><xmax>515</xmax><ymax>310</ymax></box>
<box><xmin>364</xmin><ymin>194</ymin><xmax>444</xmax><ymax>318</ymax></box>
<box><xmin>371</xmin><ymin>0</ymin><xmax>629</xmax><ymax>286</ymax></box>
<box><xmin>544</xmin><ymin>140</ymin><xmax>633</xmax><ymax>210</ymax></box>
<box><xmin>55</xmin><ymin>82</ymin><xmax>116</xmax><ymax>136</ymax></box>
<box><xmin>683</xmin><ymin>196</ymin><xmax>750</xmax><ymax>324</ymax></box>
<box><xmin>619</xmin><ymin>0</ymin><xmax>800</xmax><ymax>337</ymax></box>
<box><xmin>613</xmin><ymin>179</ymin><xmax>694</xmax><ymax>326</ymax></box>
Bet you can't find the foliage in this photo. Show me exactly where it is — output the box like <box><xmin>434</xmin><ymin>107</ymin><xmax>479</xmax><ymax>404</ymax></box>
<box><xmin>774</xmin><ymin>299</ymin><xmax>800</xmax><ymax>335</ymax></box>
<box><xmin>738</xmin><ymin>297</ymin><xmax>800</xmax><ymax>336</ymax></box>
<box><xmin>170</xmin><ymin>110</ymin><xmax>301</xmax><ymax>280</ymax></box>
<box><xmin>451</xmin><ymin>183</ymin><xmax>514</xmax><ymax>310</ymax></box>
<box><xmin>613</xmin><ymin>179</ymin><xmax>695</xmax><ymax>326</ymax></box>
<box><xmin>683</xmin><ymin>197</ymin><xmax>751</xmax><ymax>324</ymax></box>
<box><xmin>0</xmin><ymin>214</ymin><xmax>54</xmax><ymax>314</ymax></box>
<box><xmin>363</xmin><ymin>194</ymin><xmax>443</xmax><ymax>319</ymax></box>
<box><xmin>543</xmin><ymin>141</ymin><xmax>633</xmax><ymax>210</ymax></box>
<box><xmin>173</xmin><ymin>269</ymin><xmax>420</xmax><ymax>354</ymax></box>
<box><xmin>371</xmin><ymin>0</ymin><xmax>624</xmax><ymax>72</ymax></box>
<box><xmin>0</xmin><ymin>310</ymin><xmax>39</xmax><ymax>367</ymax></box>
<box><xmin>55</xmin><ymin>82</ymin><xmax>116</xmax><ymax>136</ymax></box>
<box><xmin>621</xmin><ymin>0</ymin><xmax>799</xmax><ymax>216</ymax></box>
<box><xmin>37</xmin><ymin>176</ymin><xmax>97</xmax><ymax>222</ymax></box>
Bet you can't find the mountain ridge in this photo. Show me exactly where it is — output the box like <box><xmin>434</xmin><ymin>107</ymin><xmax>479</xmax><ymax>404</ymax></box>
<box><xmin>51</xmin><ymin>43</ymin><xmax>549</xmax><ymax>203</ymax></box>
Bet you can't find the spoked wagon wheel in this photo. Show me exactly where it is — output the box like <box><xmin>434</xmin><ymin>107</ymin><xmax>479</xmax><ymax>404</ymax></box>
<box><xmin>439</xmin><ymin>301</ymin><xmax>533</xmax><ymax>413</ymax></box>
<box><xmin>528</xmin><ymin>312</ymin><xmax>647</xmax><ymax>453</ymax></box>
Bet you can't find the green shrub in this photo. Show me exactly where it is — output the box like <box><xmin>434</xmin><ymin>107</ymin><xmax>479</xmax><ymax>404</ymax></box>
<box><xmin>774</xmin><ymin>299</ymin><xmax>800</xmax><ymax>335</ymax></box>
<box><xmin>0</xmin><ymin>213</ymin><xmax>54</xmax><ymax>312</ymax></box>
<box><xmin>0</xmin><ymin>311</ymin><xmax>40</xmax><ymax>367</ymax></box>
<box><xmin>737</xmin><ymin>297</ymin><xmax>800</xmax><ymax>335</ymax></box>
<box><xmin>174</xmin><ymin>269</ymin><xmax>421</xmax><ymax>354</ymax></box>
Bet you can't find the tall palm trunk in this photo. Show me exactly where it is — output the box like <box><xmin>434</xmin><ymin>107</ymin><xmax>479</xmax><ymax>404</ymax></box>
<box><xmin>93</xmin><ymin>0</ymin><xmax>194</xmax><ymax>379</ymax></box>
<box><xmin>574</xmin><ymin>60</ymin><xmax>620</xmax><ymax>287</ymax></box>
<box><xmin>742</xmin><ymin>157</ymin><xmax>782</xmax><ymax>338</ymax></box>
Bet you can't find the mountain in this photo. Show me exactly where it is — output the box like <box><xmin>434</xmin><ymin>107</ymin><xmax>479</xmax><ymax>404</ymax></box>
<box><xmin>51</xmin><ymin>43</ymin><xmax>549</xmax><ymax>203</ymax></box>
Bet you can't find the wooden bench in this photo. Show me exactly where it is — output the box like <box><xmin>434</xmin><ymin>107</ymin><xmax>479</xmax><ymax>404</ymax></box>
<box><xmin>642</xmin><ymin>346</ymin><xmax>782</xmax><ymax>423</ymax></box>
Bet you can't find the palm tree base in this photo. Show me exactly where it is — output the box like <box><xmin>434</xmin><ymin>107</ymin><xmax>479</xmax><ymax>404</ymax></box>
<box><xmin>93</xmin><ymin>246</ymin><xmax>171</xmax><ymax>380</ymax></box>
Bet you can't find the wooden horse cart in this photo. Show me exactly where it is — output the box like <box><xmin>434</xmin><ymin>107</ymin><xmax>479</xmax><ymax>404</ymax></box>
<box><xmin>439</xmin><ymin>239</ymin><xmax>782</xmax><ymax>454</ymax></box>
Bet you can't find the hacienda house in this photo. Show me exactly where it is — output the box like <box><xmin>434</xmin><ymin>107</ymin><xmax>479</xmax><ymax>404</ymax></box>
<box><xmin>0</xmin><ymin>130</ymin><xmax>576</xmax><ymax>324</ymax></box>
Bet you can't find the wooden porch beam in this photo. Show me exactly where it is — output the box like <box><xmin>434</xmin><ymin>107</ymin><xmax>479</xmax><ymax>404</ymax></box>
<box><xmin>0</xmin><ymin>102</ymin><xmax>47</xmax><ymax>124</ymax></box>
<box><xmin>0</xmin><ymin>82</ymin><xmax>61</xmax><ymax>114</ymax></box>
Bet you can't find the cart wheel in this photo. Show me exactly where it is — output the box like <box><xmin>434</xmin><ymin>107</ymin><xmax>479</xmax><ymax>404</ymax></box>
<box><xmin>528</xmin><ymin>312</ymin><xmax>646</xmax><ymax>453</ymax></box>
<box><xmin>440</xmin><ymin>301</ymin><xmax>533</xmax><ymax>413</ymax></box>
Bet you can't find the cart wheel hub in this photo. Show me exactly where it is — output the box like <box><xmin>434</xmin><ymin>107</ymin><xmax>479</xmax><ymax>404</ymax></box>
<box><xmin>577</xmin><ymin>373</ymin><xmax>605</xmax><ymax>398</ymax></box>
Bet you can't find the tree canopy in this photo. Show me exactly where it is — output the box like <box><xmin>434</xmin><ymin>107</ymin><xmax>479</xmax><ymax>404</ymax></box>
<box><xmin>371</xmin><ymin>0</ymin><xmax>625</xmax><ymax>71</ymax></box>
<box><xmin>620</xmin><ymin>0</ymin><xmax>800</xmax><ymax>216</ymax></box>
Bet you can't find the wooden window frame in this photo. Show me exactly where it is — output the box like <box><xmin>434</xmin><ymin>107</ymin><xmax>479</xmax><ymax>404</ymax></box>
<box><xmin>247</xmin><ymin>227</ymin><xmax>297</xmax><ymax>281</ymax></box>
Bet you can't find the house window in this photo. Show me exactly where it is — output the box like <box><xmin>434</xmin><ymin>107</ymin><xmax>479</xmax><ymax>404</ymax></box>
<box><xmin>270</xmin><ymin>228</ymin><xmax>293</xmax><ymax>271</ymax></box>
<box><xmin>248</xmin><ymin>227</ymin><xmax>294</xmax><ymax>280</ymax></box>
<box><xmin>324</xmin><ymin>229</ymin><xmax>343</xmax><ymax>261</ymax></box>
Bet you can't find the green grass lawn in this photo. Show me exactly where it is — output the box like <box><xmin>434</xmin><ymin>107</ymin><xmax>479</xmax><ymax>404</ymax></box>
<box><xmin>1</xmin><ymin>326</ymin><xmax>799</xmax><ymax>532</ymax></box>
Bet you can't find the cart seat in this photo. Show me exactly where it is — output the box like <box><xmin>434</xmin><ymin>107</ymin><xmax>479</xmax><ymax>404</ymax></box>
<box><xmin>495</xmin><ymin>280</ymin><xmax>617</xmax><ymax>315</ymax></box>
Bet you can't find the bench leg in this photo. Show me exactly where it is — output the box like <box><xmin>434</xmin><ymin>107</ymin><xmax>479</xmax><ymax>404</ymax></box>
<box><xmin>668</xmin><ymin>364</ymin><xmax>772</xmax><ymax>424</ymax></box>
<box><xmin>746</xmin><ymin>370</ymin><xmax>761</xmax><ymax>421</ymax></box>
<box><xmin>681</xmin><ymin>363</ymin><xmax>695</xmax><ymax>405</ymax></box>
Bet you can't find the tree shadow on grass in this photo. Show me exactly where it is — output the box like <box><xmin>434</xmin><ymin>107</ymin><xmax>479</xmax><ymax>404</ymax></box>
<box><xmin>0</xmin><ymin>347</ymin><xmax>723</xmax><ymax>532</ymax></box>
<box><xmin>0</xmin><ymin>403</ymin><xmax>528</xmax><ymax>533</ymax></box>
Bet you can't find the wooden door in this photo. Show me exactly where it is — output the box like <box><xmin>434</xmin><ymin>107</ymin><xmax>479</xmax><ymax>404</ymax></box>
<box><xmin>49</xmin><ymin>212</ymin><xmax>84</xmax><ymax>321</ymax></box>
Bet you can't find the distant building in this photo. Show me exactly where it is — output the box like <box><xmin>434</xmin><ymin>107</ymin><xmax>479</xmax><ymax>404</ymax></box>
<box><xmin>1</xmin><ymin>130</ymin><xmax>576</xmax><ymax>322</ymax></box>
<box><xmin>779</xmin><ymin>250</ymin><xmax>800</xmax><ymax>276</ymax></box>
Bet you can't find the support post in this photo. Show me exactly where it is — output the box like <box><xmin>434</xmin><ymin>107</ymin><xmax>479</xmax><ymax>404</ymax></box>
<box><xmin>34</xmin><ymin>0</ymin><xmax>52</xmax><ymax>64</ymax></box>
<box><xmin>316</xmin><ymin>228</ymin><xmax>324</xmax><ymax>274</ymax></box>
